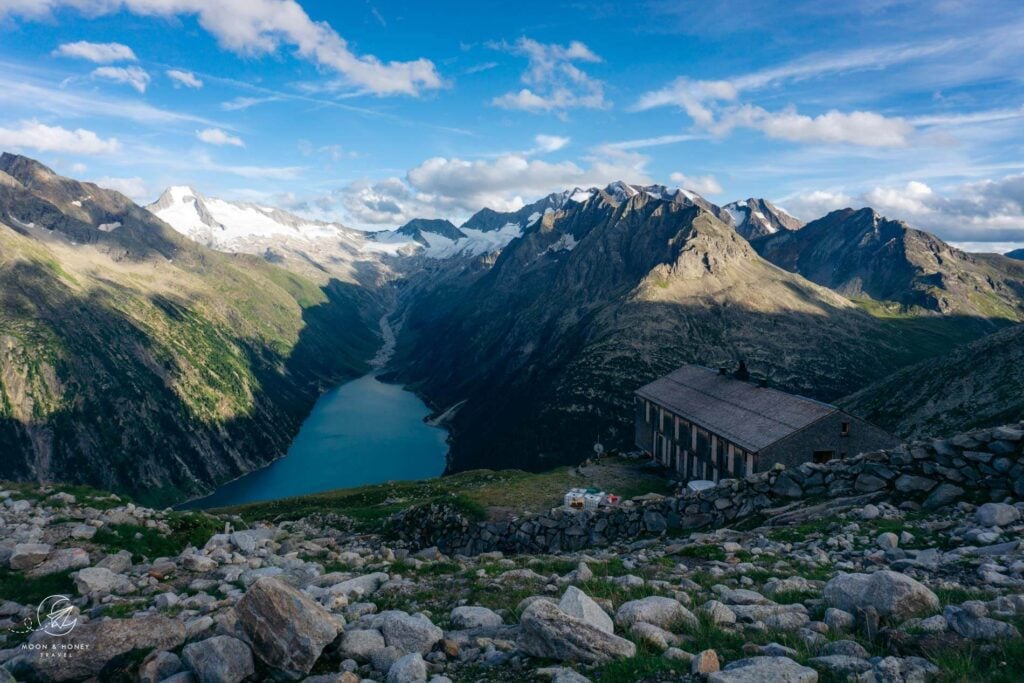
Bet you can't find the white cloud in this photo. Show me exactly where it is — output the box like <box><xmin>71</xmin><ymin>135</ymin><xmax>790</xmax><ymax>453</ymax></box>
<box><xmin>669</xmin><ymin>171</ymin><xmax>723</xmax><ymax>196</ymax></box>
<box><xmin>70</xmin><ymin>162</ymin><xmax>88</xmax><ymax>174</ymax></box>
<box><xmin>340</xmin><ymin>149</ymin><xmax>652</xmax><ymax>226</ymax></box>
<box><xmin>220</xmin><ymin>96</ymin><xmax>280</xmax><ymax>111</ymax></box>
<box><xmin>0</xmin><ymin>120</ymin><xmax>120</xmax><ymax>154</ymax></box>
<box><xmin>492</xmin><ymin>38</ymin><xmax>607</xmax><ymax>113</ymax></box>
<box><xmin>91</xmin><ymin>65</ymin><xmax>150</xmax><ymax>93</ymax></box>
<box><xmin>166</xmin><ymin>69</ymin><xmax>203</xmax><ymax>89</ymax></box>
<box><xmin>532</xmin><ymin>134</ymin><xmax>570</xmax><ymax>153</ymax></box>
<box><xmin>6</xmin><ymin>0</ymin><xmax>442</xmax><ymax>96</ymax></box>
<box><xmin>53</xmin><ymin>40</ymin><xmax>137</xmax><ymax>63</ymax></box>
<box><xmin>94</xmin><ymin>176</ymin><xmax>148</xmax><ymax>201</ymax></box>
<box><xmin>197</xmin><ymin>127</ymin><xmax>245</xmax><ymax>147</ymax></box>
<box><xmin>784</xmin><ymin>174</ymin><xmax>1024</xmax><ymax>243</ymax></box>
<box><xmin>722</xmin><ymin>106</ymin><xmax>913</xmax><ymax>147</ymax></box>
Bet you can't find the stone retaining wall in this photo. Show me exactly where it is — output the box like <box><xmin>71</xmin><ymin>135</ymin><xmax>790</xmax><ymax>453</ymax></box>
<box><xmin>390</xmin><ymin>422</ymin><xmax>1024</xmax><ymax>556</ymax></box>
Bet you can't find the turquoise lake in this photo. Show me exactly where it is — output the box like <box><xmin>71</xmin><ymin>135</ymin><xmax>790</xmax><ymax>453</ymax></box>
<box><xmin>184</xmin><ymin>373</ymin><xmax>448</xmax><ymax>508</ymax></box>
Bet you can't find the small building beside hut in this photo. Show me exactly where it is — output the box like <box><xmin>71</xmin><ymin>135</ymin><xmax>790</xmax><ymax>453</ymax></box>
<box><xmin>634</xmin><ymin>363</ymin><xmax>897</xmax><ymax>481</ymax></box>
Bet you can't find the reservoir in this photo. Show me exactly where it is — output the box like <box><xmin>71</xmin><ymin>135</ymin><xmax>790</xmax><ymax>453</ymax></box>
<box><xmin>184</xmin><ymin>372</ymin><xmax>448</xmax><ymax>508</ymax></box>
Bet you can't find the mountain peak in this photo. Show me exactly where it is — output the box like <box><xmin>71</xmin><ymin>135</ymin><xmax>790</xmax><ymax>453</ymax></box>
<box><xmin>0</xmin><ymin>152</ymin><xmax>59</xmax><ymax>188</ymax></box>
<box><xmin>724</xmin><ymin>198</ymin><xmax>803</xmax><ymax>240</ymax></box>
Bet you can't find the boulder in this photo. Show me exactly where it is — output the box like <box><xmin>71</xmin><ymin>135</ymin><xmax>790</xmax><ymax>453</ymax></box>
<box><xmin>9</xmin><ymin>543</ymin><xmax>50</xmax><ymax>570</ymax></box>
<box><xmin>559</xmin><ymin>586</ymin><xmax>613</xmax><ymax>634</ymax></box>
<box><xmin>922</xmin><ymin>484</ymin><xmax>964</xmax><ymax>510</ymax></box>
<box><xmin>692</xmin><ymin>649</ymin><xmax>720</xmax><ymax>674</ymax></box>
<box><xmin>450</xmin><ymin>605</ymin><xmax>503</xmax><ymax>630</ymax></box>
<box><xmin>235</xmin><ymin>577</ymin><xmax>339</xmax><ymax>679</ymax></box>
<box><xmin>629</xmin><ymin>622</ymin><xmax>678</xmax><ymax>651</ymax></box>
<box><xmin>615</xmin><ymin>596</ymin><xmax>696</xmax><ymax>630</ymax></box>
<box><xmin>10</xmin><ymin>616</ymin><xmax>185</xmax><ymax>682</ymax></box>
<box><xmin>945</xmin><ymin>605</ymin><xmax>1021</xmax><ymax>640</ymax></box>
<box><xmin>376</xmin><ymin>611</ymin><xmax>443</xmax><ymax>655</ymax></box>
<box><xmin>340</xmin><ymin>629</ymin><xmax>386</xmax><ymax>662</ymax></box>
<box><xmin>976</xmin><ymin>503</ymin><xmax>1021</xmax><ymax>528</ymax></box>
<box><xmin>27</xmin><ymin>547</ymin><xmax>90</xmax><ymax>577</ymax></box>
<box><xmin>182</xmin><ymin>635</ymin><xmax>254</xmax><ymax>683</ymax></box>
<box><xmin>518</xmin><ymin>599</ymin><xmax>636</xmax><ymax>664</ymax></box>
<box><xmin>75</xmin><ymin>566</ymin><xmax>134</xmax><ymax>595</ymax></box>
<box><xmin>386</xmin><ymin>652</ymin><xmax>428</xmax><ymax>683</ymax></box>
<box><xmin>708</xmin><ymin>656</ymin><xmax>818</xmax><ymax>683</ymax></box>
<box><xmin>809</xmin><ymin>655</ymin><xmax>871</xmax><ymax>677</ymax></box>
<box><xmin>824</xmin><ymin>571</ymin><xmax>939</xmax><ymax>622</ymax></box>
<box><xmin>138</xmin><ymin>650</ymin><xmax>183</xmax><ymax>683</ymax></box>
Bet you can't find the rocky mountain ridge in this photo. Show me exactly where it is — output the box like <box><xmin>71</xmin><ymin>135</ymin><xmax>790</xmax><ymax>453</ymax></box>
<box><xmin>752</xmin><ymin>208</ymin><xmax>1024</xmax><ymax>323</ymax></box>
<box><xmin>387</xmin><ymin>185</ymin><xmax>1013</xmax><ymax>474</ymax></box>
<box><xmin>2</xmin><ymin>421</ymin><xmax>1024</xmax><ymax>682</ymax></box>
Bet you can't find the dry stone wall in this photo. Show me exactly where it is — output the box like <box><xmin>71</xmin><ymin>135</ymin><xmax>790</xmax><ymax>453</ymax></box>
<box><xmin>391</xmin><ymin>422</ymin><xmax>1024</xmax><ymax>555</ymax></box>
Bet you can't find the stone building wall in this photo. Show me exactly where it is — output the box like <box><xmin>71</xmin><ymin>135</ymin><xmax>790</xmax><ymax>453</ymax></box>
<box><xmin>391</xmin><ymin>422</ymin><xmax>1024</xmax><ymax>556</ymax></box>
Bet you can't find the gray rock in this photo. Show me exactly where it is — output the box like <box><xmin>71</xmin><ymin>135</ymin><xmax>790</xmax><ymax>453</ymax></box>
<box><xmin>821</xmin><ymin>640</ymin><xmax>869</xmax><ymax>659</ymax></box>
<box><xmin>708</xmin><ymin>656</ymin><xmax>818</xmax><ymax>683</ymax></box>
<box><xmin>182</xmin><ymin>635</ymin><xmax>254</xmax><ymax>683</ymax></box>
<box><xmin>9</xmin><ymin>543</ymin><xmax>50</xmax><ymax>570</ymax></box>
<box><xmin>340</xmin><ymin>629</ymin><xmax>386</xmax><ymax>662</ymax></box>
<box><xmin>559</xmin><ymin>586</ymin><xmax>613</xmax><ymax>634</ymax></box>
<box><xmin>615</xmin><ymin>596</ymin><xmax>696</xmax><ymax>630</ymax></box>
<box><xmin>97</xmin><ymin>550</ymin><xmax>132</xmax><ymax>574</ymax></box>
<box><xmin>877</xmin><ymin>532</ymin><xmax>899</xmax><ymax>550</ymax></box>
<box><xmin>329</xmin><ymin>571</ymin><xmax>390</xmax><ymax>599</ymax></box>
<box><xmin>894</xmin><ymin>475</ymin><xmax>936</xmax><ymax>493</ymax></box>
<box><xmin>945</xmin><ymin>605</ymin><xmax>1021</xmax><ymax>640</ymax></box>
<box><xmin>824</xmin><ymin>571</ymin><xmax>939</xmax><ymax>621</ymax></box>
<box><xmin>809</xmin><ymin>655</ymin><xmax>871</xmax><ymax>677</ymax></box>
<box><xmin>377</xmin><ymin>611</ymin><xmax>443</xmax><ymax>655</ymax></box>
<box><xmin>27</xmin><ymin>547</ymin><xmax>90</xmax><ymax>577</ymax></box>
<box><xmin>629</xmin><ymin>622</ymin><xmax>678</xmax><ymax>651</ymax></box>
<box><xmin>824</xmin><ymin>608</ymin><xmax>855</xmax><ymax>632</ymax></box>
<box><xmin>923</xmin><ymin>484</ymin><xmax>964</xmax><ymax>510</ymax></box>
<box><xmin>976</xmin><ymin>503</ymin><xmax>1021</xmax><ymax>527</ymax></box>
<box><xmin>235</xmin><ymin>577</ymin><xmax>339</xmax><ymax>679</ymax></box>
<box><xmin>518</xmin><ymin>599</ymin><xmax>636</xmax><ymax>664</ymax></box>
<box><xmin>729</xmin><ymin>604</ymin><xmax>809</xmax><ymax>631</ymax></box>
<box><xmin>864</xmin><ymin>656</ymin><xmax>940</xmax><ymax>682</ymax></box>
<box><xmin>387</xmin><ymin>652</ymin><xmax>427</xmax><ymax>683</ymax></box>
<box><xmin>75</xmin><ymin>566</ymin><xmax>134</xmax><ymax>595</ymax></box>
<box><xmin>701</xmin><ymin>600</ymin><xmax>737</xmax><ymax>626</ymax></box>
<box><xmin>371</xmin><ymin>645</ymin><xmax>404</xmax><ymax>673</ymax></box>
<box><xmin>10</xmin><ymin>616</ymin><xmax>185</xmax><ymax>682</ymax></box>
<box><xmin>450</xmin><ymin>605</ymin><xmax>503</xmax><ymax>630</ymax></box>
<box><xmin>138</xmin><ymin>651</ymin><xmax>183</xmax><ymax>683</ymax></box>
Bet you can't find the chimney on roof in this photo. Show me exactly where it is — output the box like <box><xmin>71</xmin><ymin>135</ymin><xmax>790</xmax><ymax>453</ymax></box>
<box><xmin>735</xmin><ymin>360</ymin><xmax>750</xmax><ymax>382</ymax></box>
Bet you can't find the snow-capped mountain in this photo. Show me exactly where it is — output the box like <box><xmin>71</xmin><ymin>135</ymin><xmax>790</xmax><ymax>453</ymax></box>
<box><xmin>723</xmin><ymin>198</ymin><xmax>803</xmax><ymax>240</ymax></box>
<box><xmin>148</xmin><ymin>186</ymin><xmax>380</xmax><ymax>282</ymax></box>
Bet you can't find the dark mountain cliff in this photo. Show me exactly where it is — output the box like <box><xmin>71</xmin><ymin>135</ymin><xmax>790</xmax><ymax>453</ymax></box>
<box><xmin>389</xmin><ymin>187</ymin><xmax>934</xmax><ymax>474</ymax></box>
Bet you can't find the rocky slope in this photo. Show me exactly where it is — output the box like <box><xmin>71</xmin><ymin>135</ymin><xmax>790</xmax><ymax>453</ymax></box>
<box><xmin>2</xmin><ymin>422</ymin><xmax>1024</xmax><ymax>682</ymax></box>
<box><xmin>722</xmin><ymin>198</ymin><xmax>803</xmax><ymax>240</ymax></box>
<box><xmin>752</xmin><ymin>208</ymin><xmax>1024</xmax><ymax>324</ymax></box>
<box><xmin>840</xmin><ymin>323</ymin><xmax>1024</xmax><ymax>439</ymax></box>
<box><xmin>389</xmin><ymin>185</ymin><xmax>948</xmax><ymax>475</ymax></box>
<box><xmin>0</xmin><ymin>154</ymin><xmax>382</xmax><ymax>506</ymax></box>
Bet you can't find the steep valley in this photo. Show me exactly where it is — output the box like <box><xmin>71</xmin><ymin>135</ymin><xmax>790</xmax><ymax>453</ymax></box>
<box><xmin>0</xmin><ymin>155</ymin><xmax>383</xmax><ymax>506</ymax></box>
<box><xmin>2</xmin><ymin>157</ymin><xmax>1023</xmax><ymax>504</ymax></box>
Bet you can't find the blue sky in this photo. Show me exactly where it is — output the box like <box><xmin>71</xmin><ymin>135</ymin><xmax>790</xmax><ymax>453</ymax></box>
<box><xmin>1</xmin><ymin>1</ymin><xmax>1023</xmax><ymax>250</ymax></box>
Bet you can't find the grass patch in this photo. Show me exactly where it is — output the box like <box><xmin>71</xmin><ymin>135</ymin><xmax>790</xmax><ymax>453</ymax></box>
<box><xmin>0</xmin><ymin>568</ymin><xmax>77</xmax><ymax>604</ymax></box>
<box><xmin>928</xmin><ymin>628</ymin><xmax>1024</xmax><ymax>683</ymax></box>
<box><xmin>93</xmin><ymin>511</ymin><xmax>220</xmax><ymax>562</ymax></box>
<box><xmin>594</xmin><ymin>650</ymin><xmax>681</xmax><ymax>682</ymax></box>
<box><xmin>674</xmin><ymin>545</ymin><xmax>726</xmax><ymax>562</ymax></box>
<box><xmin>934</xmin><ymin>586</ymin><xmax>997</xmax><ymax>607</ymax></box>
<box><xmin>212</xmin><ymin>458</ymin><xmax>667</xmax><ymax>529</ymax></box>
